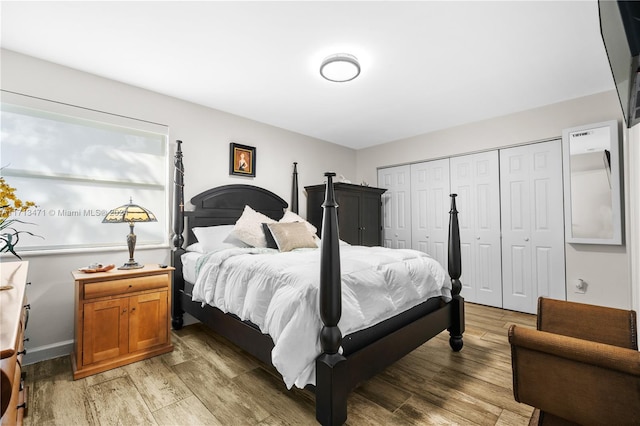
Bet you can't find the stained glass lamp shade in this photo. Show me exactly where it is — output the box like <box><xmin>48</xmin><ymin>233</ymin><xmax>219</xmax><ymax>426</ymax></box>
<box><xmin>102</xmin><ymin>198</ymin><xmax>157</xmax><ymax>269</ymax></box>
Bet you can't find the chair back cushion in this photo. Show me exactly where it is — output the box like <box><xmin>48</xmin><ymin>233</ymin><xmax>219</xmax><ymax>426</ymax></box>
<box><xmin>537</xmin><ymin>297</ymin><xmax>638</xmax><ymax>349</ymax></box>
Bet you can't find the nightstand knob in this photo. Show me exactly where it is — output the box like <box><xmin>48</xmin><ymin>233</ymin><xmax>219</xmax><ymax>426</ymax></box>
<box><xmin>17</xmin><ymin>349</ymin><xmax>27</xmax><ymax>356</ymax></box>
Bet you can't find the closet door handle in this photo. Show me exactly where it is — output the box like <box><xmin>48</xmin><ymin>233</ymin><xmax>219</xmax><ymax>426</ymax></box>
<box><xmin>524</xmin><ymin>237</ymin><xmax>530</xmax><ymax>242</ymax></box>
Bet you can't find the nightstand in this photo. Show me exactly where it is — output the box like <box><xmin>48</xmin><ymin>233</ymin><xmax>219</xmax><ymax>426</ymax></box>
<box><xmin>71</xmin><ymin>265</ymin><xmax>174</xmax><ymax>379</ymax></box>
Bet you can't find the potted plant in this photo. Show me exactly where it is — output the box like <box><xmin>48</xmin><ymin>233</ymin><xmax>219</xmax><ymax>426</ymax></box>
<box><xmin>0</xmin><ymin>175</ymin><xmax>39</xmax><ymax>259</ymax></box>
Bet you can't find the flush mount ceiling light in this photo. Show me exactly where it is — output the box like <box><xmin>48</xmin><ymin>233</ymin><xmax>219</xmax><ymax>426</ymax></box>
<box><xmin>320</xmin><ymin>53</ymin><xmax>361</xmax><ymax>82</ymax></box>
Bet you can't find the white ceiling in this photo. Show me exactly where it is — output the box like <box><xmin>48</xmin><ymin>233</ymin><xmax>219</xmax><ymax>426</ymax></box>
<box><xmin>1</xmin><ymin>1</ymin><xmax>616</xmax><ymax>149</ymax></box>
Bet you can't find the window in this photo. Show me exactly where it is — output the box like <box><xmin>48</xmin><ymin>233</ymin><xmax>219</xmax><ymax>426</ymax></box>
<box><xmin>1</xmin><ymin>91</ymin><xmax>169</xmax><ymax>253</ymax></box>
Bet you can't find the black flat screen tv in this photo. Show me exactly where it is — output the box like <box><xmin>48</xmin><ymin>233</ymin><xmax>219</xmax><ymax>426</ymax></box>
<box><xmin>599</xmin><ymin>0</ymin><xmax>640</xmax><ymax>128</ymax></box>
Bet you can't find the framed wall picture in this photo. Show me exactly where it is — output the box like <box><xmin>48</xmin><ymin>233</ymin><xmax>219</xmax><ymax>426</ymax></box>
<box><xmin>229</xmin><ymin>143</ymin><xmax>256</xmax><ymax>177</ymax></box>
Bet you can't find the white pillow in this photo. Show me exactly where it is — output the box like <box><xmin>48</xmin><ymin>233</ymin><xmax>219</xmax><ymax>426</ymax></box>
<box><xmin>192</xmin><ymin>225</ymin><xmax>239</xmax><ymax>252</ymax></box>
<box><xmin>280</xmin><ymin>210</ymin><xmax>317</xmax><ymax>236</ymax></box>
<box><xmin>228</xmin><ymin>205</ymin><xmax>276</xmax><ymax>248</ymax></box>
<box><xmin>222</xmin><ymin>232</ymin><xmax>250</xmax><ymax>248</ymax></box>
<box><xmin>185</xmin><ymin>242</ymin><xmax>204</xmax><ymax>253</ymax></box>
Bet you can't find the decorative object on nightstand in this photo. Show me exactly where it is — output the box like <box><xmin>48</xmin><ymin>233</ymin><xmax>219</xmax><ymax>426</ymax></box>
<box><xmin>71</xmin><ymin>264</ymin><xmax>174</xmax><ymax>379</ymax></box>
<box><xmin>102</xmin><ymin>198</ymin><xmax>157</xmax><ymax>270</ymax></box>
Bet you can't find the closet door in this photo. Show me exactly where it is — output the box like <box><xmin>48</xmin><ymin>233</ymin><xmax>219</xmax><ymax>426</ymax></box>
<box><xmin>450</xmin><ymin>151</ymin><xmax>502</xmax><ymax>307</ymax></box>
<box><xmin>500</xmin><ymin>140</ymin><xmax>565</xmax><ymax>314</ymax></box>
<box><xmin>410</xmin><ymin>159</ymin><xmax>450</xmax><ymax>269</ymax></box>
<box><xmin>378</xmin><ymin>165</ymin><xmax>411</xmax><ymax>248</ymax></box>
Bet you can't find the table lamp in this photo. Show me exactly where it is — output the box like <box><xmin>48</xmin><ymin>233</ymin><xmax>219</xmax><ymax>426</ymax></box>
<box><xmin>103</xmin><ymin>197</ymin><xmax>157</xmax><ymax>269</ymax></box>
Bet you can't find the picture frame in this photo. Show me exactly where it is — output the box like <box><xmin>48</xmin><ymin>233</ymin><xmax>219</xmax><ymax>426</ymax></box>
<box><xmin>229</xmin><ymin>143</ymin><xmax>256</xmax><ymax>177</ymax></box>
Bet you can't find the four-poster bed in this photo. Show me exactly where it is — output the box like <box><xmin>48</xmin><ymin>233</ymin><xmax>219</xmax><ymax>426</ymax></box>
<box><xmin>170</xmin><ymin>140</ymin><xmax>465</xmax><ymax>425</ymax></box>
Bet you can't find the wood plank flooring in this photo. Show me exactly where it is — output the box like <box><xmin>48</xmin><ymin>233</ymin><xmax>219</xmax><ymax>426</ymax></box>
<box><xmin>23</xmin><ymin>303</ymin><xmax>536</xmax><ymax>425</ymax></box>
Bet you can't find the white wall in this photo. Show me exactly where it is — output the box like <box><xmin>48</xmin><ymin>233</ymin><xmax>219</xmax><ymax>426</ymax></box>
<box><xmin>1</xmin><ymin>49</ymin><xmax>356</xmax><ymax>364</ymax></box>
<box><xmin>356</xmin><ymin>91</ymin><xmax>634</xmax><ymax>310</ymax></box>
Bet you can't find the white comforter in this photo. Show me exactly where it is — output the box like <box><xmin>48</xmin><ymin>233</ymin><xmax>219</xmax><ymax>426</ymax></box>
<box><xmin>190</xmin><ymin>245</ymin><xmax>450</xmax><ymax>389</ymax></box>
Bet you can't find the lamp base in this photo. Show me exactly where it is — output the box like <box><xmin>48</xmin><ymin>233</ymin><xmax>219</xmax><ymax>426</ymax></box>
<box><xmin>118</xmin><ymin>261</ymin><xmax>144</xmax><ymax>270</ymax></box>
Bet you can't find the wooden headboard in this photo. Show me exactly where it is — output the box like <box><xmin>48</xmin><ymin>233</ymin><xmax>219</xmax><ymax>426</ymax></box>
<box><xmin>184</xmin><ymin>184</ymin><xmax>288</xmax><ymax>246</ymax></box>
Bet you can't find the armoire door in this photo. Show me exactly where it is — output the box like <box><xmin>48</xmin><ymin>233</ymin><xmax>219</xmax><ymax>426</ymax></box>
<box><xmin>500</xmin><ymin>140</ymin><xmax>566</xmax><ymax>314</ymax></box>
<box><xmin>335</xmin><ymin>191</ymin><xmax>361</xmax><ymax>245</ymax></box>
<box><xmin>410</xmin><ymin>159</ymin><xmax>450</xmax><ymax>269</ymax></box>
<box><xmin>450</xmin><ymin>151</ymin><xmax>502</xmax><ymax>307</ymax></box>
<box><xmin>359</xmin><ymin>190</ymin><xmax>385</xmax><ymax>246</ymax></box>
<box><xmin>378</xmin><ymin>165</ymin><xmax>412</xmax><ymax>248</ymax></box>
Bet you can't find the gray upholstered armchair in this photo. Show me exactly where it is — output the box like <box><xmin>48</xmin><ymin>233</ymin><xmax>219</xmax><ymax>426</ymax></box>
<box><xmin>508</xmin><ymin>297</ymin><xmax>639</xmax><ymax>425</ymax></box>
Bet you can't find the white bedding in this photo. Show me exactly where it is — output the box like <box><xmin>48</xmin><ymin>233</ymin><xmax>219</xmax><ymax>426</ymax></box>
<box><xmin>181</xmin><ymin>251</ymin><xmax>201</xmax><ymax>284</ymax></box>
<box><xmin>187</xmin><ymin>245</ymin><xmax>451</xmax><ymax>389</ymax></box>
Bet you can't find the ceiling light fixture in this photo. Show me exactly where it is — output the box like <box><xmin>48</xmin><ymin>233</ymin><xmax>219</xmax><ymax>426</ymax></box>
<box><xmin>320</xmin><ymin>53</ymin><xmax>360</xmax><ymax>82</ymax></box>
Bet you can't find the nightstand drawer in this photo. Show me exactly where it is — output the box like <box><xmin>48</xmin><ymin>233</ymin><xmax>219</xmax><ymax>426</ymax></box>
<box><xmin>84</xmin><ymin>275</ymin><xmax>168</xmax><ymax>299</ymax></box>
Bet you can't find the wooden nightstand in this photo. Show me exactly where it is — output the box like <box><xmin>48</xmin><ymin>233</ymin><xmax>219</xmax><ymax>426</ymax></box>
<box><xmin>71</xmin><ymin>265</ymin><xmax>174</xmax><ymax>380</ymax></box>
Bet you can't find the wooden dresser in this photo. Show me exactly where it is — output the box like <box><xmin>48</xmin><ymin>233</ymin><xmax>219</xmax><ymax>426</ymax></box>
<box><xmin>1</xmin><ymin>261</ymin><xmax>29</xmax><ymax>425</ymax></box>
<box><xmin>72</xmin><ymin>265</ymin><xmax>174</xmax><ymax>379</ymax></box>
<box><xmin>305</xmin><ymin>182</ymin><xmax>386</xmax><ymax>246</ymax></box>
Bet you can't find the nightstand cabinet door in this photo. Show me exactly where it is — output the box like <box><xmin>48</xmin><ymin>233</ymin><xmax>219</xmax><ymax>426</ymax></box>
<box><xmin>129</xmin><ymin>291</ymin><xmax>168</xmax><ymax>352</ymax></box>
<box><xmin>83</xmin><ymin>298</ymin><xmax>129</xmax><ymax>365</ymax></box>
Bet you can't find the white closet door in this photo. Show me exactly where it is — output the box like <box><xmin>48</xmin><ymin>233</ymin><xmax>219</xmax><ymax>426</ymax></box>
<box><xmin>410</xmin><ymin>159</ymin><xmax>450</xmax><ymax>269</ymax></box>
<box><xmin>450</xmin><ymin>151</ymin><xmax>502</xmax><ymax>307</ymax></box>
<box><xmin>501</xmin><ymin>140</ymin><xmax>565</xmax><ymax>314</ymax></box>
<box><xmin>378</xmin><ymin>165</ymin><xmax>411</xmax><ymax>248</ymax></box>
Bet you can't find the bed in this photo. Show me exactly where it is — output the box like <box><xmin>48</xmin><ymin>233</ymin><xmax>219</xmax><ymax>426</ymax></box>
<box><xmin>170</xmin><ymin>140</ymin><xmax>465</xmax><ymax>425</ymax></box>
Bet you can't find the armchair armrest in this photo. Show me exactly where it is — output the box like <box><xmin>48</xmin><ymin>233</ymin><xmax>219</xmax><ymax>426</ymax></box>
<box><xmin>509</xmin><ymin>325</ymin><xmax>640</xmax><ymax>425</ymax></box>
<box><xmin>510</xmin><ymin>325</ymin><xmax>640</xmax><ymax>376</ymax></box>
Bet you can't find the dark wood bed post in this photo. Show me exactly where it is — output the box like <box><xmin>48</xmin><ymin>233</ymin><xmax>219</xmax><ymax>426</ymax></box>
<box><xmin>447</xmin><ymin>194</ymin><xmax>465</xmax><ymax>351</ymax></box>
<box><xmin>171</xmin><ymin>140</ymin><xmax>185</xmax><ymax>330</ymax></box>
<box><xmin>316</xmin><ymin>172</ymin><xmax>348</xmax><ymax>426</ymax></box>
<box><xmin>291</xmin><ymin>162</ymin><xmax>299</xmax><ymax>214</ymax></box>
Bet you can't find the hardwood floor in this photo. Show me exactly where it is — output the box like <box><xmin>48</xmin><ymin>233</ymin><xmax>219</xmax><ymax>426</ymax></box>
<box><xmin>23</xmin><ymin>303</ymin><xmax>536</xmax><ymax>425</ymax></box>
